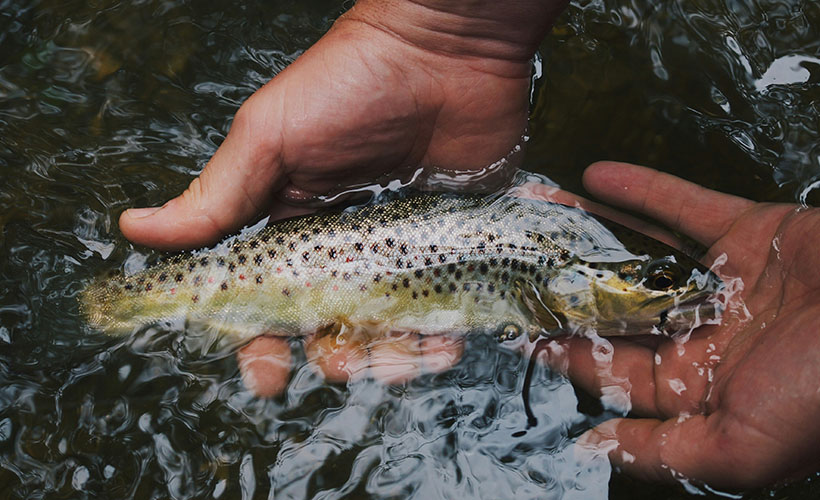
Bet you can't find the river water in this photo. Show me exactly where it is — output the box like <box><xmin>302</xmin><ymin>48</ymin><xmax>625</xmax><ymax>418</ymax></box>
<box><xmin>1</xmin><ymin>0</ymin><xmax>819</xmax><ymax>499</ymax></box>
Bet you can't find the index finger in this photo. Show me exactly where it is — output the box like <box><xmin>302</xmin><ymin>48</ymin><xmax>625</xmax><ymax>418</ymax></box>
<box><xmin>582</xmin><ymin>162</ymin><xmax>754</xmax><ymax>247</ymax></box>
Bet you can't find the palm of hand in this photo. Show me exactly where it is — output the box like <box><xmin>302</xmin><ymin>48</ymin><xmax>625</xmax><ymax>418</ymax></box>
<box><xmin>569</xmin><ymin>163</ymin><xmax>820</xmax><ymax>490</ymax></box>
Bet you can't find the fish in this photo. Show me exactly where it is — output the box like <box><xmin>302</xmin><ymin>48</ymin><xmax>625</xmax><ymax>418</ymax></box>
<box><xmin>80</xmin><ymin>192</ymin><xmax>723</xmax><ymax>343</ymax></box>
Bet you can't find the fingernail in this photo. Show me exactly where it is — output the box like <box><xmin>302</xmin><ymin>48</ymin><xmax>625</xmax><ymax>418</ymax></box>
<box><xmin>125</xmin><ymin>206</ymin><xmax>162</xmax><ymax>219</ymax></box>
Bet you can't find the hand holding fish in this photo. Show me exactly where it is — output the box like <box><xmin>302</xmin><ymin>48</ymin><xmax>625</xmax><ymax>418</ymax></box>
<box><xmin>551</xmin><ymin>162</ymin><xmax>820</xmax><ymax>490</ymax></box>
<box><xmin>118</xmin><ymin>0</ymin><xmax>567</xmax><ymax>250</ymax></box>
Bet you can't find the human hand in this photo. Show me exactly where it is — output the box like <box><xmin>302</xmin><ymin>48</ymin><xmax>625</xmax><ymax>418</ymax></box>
<box><xmin>552</xmin><ymin>162</ymin><xmax>820</xmax><ymax>490</ymax></box>
<box><xmin>119</xmin><ymin>0</ymin><xmax>567</xmax><ymax>251</ymax></box>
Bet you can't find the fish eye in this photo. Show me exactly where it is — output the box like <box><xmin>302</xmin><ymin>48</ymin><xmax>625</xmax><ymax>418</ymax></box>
<box><xmin>645</xmin><ymin>260</ymin><xmax>681</xmax><ymax>290</ymax></box>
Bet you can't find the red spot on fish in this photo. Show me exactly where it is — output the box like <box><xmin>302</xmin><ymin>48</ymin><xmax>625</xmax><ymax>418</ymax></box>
<box><xmin>276</xmin><ymin>267</ymin><xmax>282</xmax><ymax>273</ymax></box>
<box><xmin>345</xmin><ymin>256</ymin><xmax>354</xmax><ymax>262</ymax></box>
<box><xmin>305</xmin><ymin>282</ymin><xmax>311</xmax><ymax>287</ymax></box>
<box><xmin>332</xmin><ymin>285</ymin><xmax>339</xmax><ymax>291</ymax></box>
<box><xmin>170</xmin><ymin>288</ymin><xmax>176</xmax><ymax>295</ymax></box>
<box><xmin>239</xmin><ymin>274</ymin><xmax>246</xmax><ymax>280</ymax></box>
<box><xmin>208</xmin><ymin>277</ymin><xmax>214</xmax><ymax>283</ymax></box>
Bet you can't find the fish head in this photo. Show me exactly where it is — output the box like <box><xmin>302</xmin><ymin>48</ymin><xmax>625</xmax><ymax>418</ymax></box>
<box><xmin>545</xmin><ymin>255</ymin><xmax>723</xmax><ymax>336</ymax></box>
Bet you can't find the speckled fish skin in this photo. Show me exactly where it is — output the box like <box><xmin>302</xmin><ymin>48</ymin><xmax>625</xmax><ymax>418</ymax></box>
<box><xmin>81</xmin><ymin>193</ymin><xmax>723</xmax><ymax>341</ymax></box>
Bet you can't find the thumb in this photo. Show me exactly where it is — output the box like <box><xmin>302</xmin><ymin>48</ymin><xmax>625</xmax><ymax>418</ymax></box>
<box><xmin>119</xmin><ymin>100</ymin><xmax>286</xmax><ymax>250</ymax></box>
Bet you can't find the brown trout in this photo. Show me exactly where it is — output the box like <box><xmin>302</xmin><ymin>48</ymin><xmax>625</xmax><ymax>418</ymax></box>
<box><xmin>81</xmin><ymin>193</ymin><xmax>722</xmax><ymax>342</ymax></box>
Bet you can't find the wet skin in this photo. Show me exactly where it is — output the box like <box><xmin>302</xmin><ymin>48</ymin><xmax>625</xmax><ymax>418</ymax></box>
<box><xmin>116</xmin><ymin>0</ymin><xmax>820</xmax><ymax>490</ymax></box>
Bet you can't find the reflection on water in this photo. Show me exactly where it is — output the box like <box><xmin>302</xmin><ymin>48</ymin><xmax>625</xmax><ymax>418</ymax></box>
<box><xmin>1</xmin><ymin>0</ymin><xmax>818</xmax><ymax>498</ymax></box>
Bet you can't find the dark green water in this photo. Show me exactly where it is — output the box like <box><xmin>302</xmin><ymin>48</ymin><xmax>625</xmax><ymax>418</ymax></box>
<box><xmin>1</xmin><ymin>0</ymin><xmax>819</xmax><ymax>498</ymax></box>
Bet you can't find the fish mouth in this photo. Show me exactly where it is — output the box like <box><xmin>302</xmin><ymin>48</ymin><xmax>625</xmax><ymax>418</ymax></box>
<box><xmin>655</xmin><ymin>292</ymin><xmax>721</xmax><ymax>335</ymax></box>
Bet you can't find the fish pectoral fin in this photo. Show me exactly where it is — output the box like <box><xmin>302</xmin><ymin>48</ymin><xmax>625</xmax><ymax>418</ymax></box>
<box><xmin>513</xmin><ymin>279</ymin><xmax>566</xmax><ymax>337</ymax></box>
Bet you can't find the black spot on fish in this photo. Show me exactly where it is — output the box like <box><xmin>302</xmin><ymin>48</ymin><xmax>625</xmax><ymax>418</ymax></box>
<box><xmin>238</xmin><ymin>255</ymin><xmax>247</xmax><ymax>264</ymax></box>
<box><xmin>385</xmin><ymin>238</ymin><xmax>395</xmax><ymax>248</ymax></box>
<box><xmin>510</xmin><ymin>260</ymin><xmax>519</xmax><ymax>271</ymax></box>
<box><xmin>479</xmin><ymin>263</ymin><xmax>488</xmax><ymax>274</ymax></box>
<box><xmin>422</xmin><ymin>289</ymin><xmax>429</xmax><ymax>297</ymax></box>
<box><xmin>221</xmin><ymin>282</ymin><xmax>228</xmax><ymax>291</ymax></box>
<box><xmin>254</xmin><ymin>254</ymin><xmax>263</xmax><ymax>265</ymax></box>
<box><xmin>455</xmin><ymin>270</ymin><xmax>463</xmax><ymax>280</ymax></box>
<box><xmin>145</xmin><ymin>283</ymin><xmax>153</xmax><ymax>291</ymax></box>
<box><xmin>288</xmin><ymin>242</ymin><xmax>296</xmax><ymax>251</ymax></box>
<box><xmin>547</xmin><ymin>258</ymin><xmax>555</xmax><ymax>268</ymax></box>
<box><xmin>261</xmin><ymin>235</ymin><xmax>271</xmax><ymax>243</ymax></box>
<box><xmin>501</xmin><ymin>272</ymin><xmax>510</xmax><ymax>284</ymax></box>
<box><xmin>488</xmin><ymin>283</ymin><xmax>495</xmax><ymax>293</ymax></box>
<box><xmin>371</xmin><ymin>243</ymin><xmax>380</xmax><ymax>254</ymax></box>
<box><xmin>124</xmin><ymin>284</ymin><xmax>133</xmax><ymax>291</ymax></box>
<box><xmin>402</xmin><ymin>278</ymin><xmax>410</xmax><ymax>288</ymax></box>
<box><xmin>200</xmin><ymin>257</ymin><xmax>208</xmax><ymax>267</ymax></box>
<box><xmin>188</xmin><ymin>262</ymin><xmax>196</xmax><ymax>272</ymax></box>
<box><xmin>354</xmin><ymin>242</ymin><xmax>364</xmax><ymax>252</ymax></box>
<box><xmin>328</xmin><ymin>248</ymin><xmax>337</xmax><ymax>259</ymax></box>
<box><xmin>373</xmin><ymin>274</ymin><xmax>382</xmax><ymax>283</ymax></box>
<box><xmin>228</xmin><ymin>263</ymin><xmax>236</xmax><ymax>273</ymax></box>
<box><xmin>529</xmin><ymin>265</ymin><xmax>536</xmax><ymax>275</ymax></box>
<box><xmin>351</xmin><ymin>223</ymin><xmax>361</xmax><ymax>231</ymax></box>
<box><xmin>232</xmin><ymin>246</ymin><xmax>242</xmax><ymax>254</ymax></box>
<box><xmin>392</xmin><ymin>283</ymin><xmax>398</xmax><ymax>291</ymax></box>
<box><xmin>282</xmin><ymin>288</ymin><xmax>290</xmax><ymax>297</ymax></box>
<box><xmin>359</xmin><ymin>284</ymin><xmax>367</xmax><ymax>292</ymax></box>
<box><xmin>331</xmin><ymin>270</ymin><xmax>338</xmax><ymax>277</ymax></box>
<box><xmin>450</xmin><ymin>283</ymin><xmax>458</xmax><ymax>292</ymax></box>
<box><xmin>302</xmin><ymin>251</ymin><xmax>310</xmax><ymax>262</ymax></box>
<box><xmin>429</xmin><ymin>244</ymin><xmax>438</xmax><ymax>252</ymax></box>
<box><xmin>158</xmin><ymin>273</ymin><xmax>167</xmax><ymax>282</ymax></box>
<box><xmin>268</xmin><ymin>250</ymin><xmax>276</xmax><ymax>259</ymax></box>
<box><xmin>343</xmin><ymin>272</ymin><xmax>351</xmax><ymax>281</ymax></box>
<box><xmin>217</xmin><ymin>258</ymin><xmax>225</xmax><ymax>267</ymax></box>
<box><xmin>301</xmin><ymin>233</ymin><xmax>309</xmax><ymax>242</ymax></box>
<box><xmin>439</xmin><ymin>254</ymin><xmax>447</xmax><ymax>263</ymax></box>
<box><xmin>276</xmin><ymin>236</ymin><xmax>285</xmax><ymax>245</ymax></box>
<box><xmin>434</xmin><ymin>284</ymin><xmax>442</xmax><ymax>294</ymax></box>
<box><xmin>256</xmin><ymin>275</ymin><xmax>263</xmax><ymax>284</ymax></box>
<box><xmin>192</xmin><ymin>294</ymin><xmax>199</xmax><ymax>303</ymax></box>
<box><xmin>312</xmin><ymin>227</ymin><xmax>321</xmax><ymax>235</ymax></box>
<box><xmin>414</xmin><ymin>270</ymin><xmax>423</xmax><ymax>278</ymax></box>
<box><xmin>501</xmin><ymin>258</ymin><xmax>510</xmax><ymax>267</ymax></box>
<box><xmin>424</xmin><ymin>257</ymin><xmax>433</xmax><ymax>266</ymax></box>
<box><xmin>175</xmin><ymin>273</ymin><xmax>184</xmax><ymax>282</ymax></box>
<box><xmin>412</xmin><ymin>291</ymin><xmax>418</xmax><ymax>299</ymax></box>
<box><xmin>286</xmin><ymin>259</ymin><xmax>293</xmax><ymax>267</ymax></box>
<box><xmin>462</xmin><ymin>283</ymin><xmax>470</xmax><ymax>291</ymax></box>
<box><xmin>400</xmin><ymin>243</ymin><xmax>408</xmax><ymax>255</ymax></box>
<box><xmin>249</xmin><ymin>240</ymin><xmax>259</xmax><ymax>249</ymax></box>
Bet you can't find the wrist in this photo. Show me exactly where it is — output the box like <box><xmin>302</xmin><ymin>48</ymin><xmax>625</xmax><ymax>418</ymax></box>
<box><xmin>342</xmin><ymin>0</ymin><xmax>567</xmax><ymax>65</ymax></box>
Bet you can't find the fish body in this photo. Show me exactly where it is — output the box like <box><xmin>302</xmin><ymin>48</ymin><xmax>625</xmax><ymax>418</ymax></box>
<box><xmin>81</xmin><ymin>193</ymin><xmax>722</xmax><ymax>341</ymax></box>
